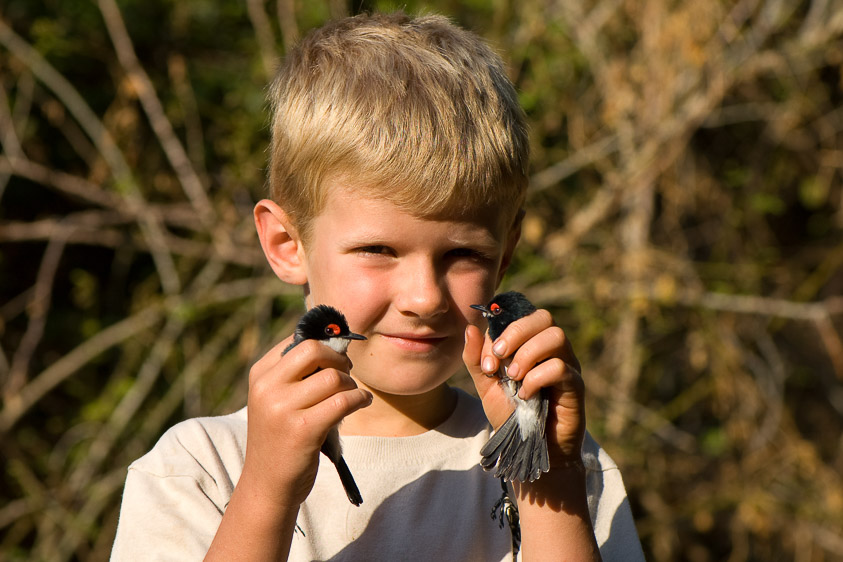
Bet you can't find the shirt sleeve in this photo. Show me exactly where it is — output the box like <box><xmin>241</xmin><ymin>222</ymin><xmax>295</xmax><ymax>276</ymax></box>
<box><xmin>110</xmin><ymin>414</ymin><xmax>244</xmax><ymax>561</ymax></box>
<box><xmin>582</xmin><ymin>432</ymin><xmax>645</xmax><ymax>562</ymax></box>
<box><xmin>110</xmin><ymin>467</ymin><xmax>222</xmax><ymax>561</ymax></box>
<box><xmin>591</xmin><ymin>464</ymin><xmax>645</xmax><ymax>561</ymax></box>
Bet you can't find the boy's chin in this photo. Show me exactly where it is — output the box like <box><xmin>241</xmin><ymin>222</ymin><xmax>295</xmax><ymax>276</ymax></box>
<box><xmin>355</xmin><ymin>367</ymin><xmax>456</xmax><ymax>398</ymax></box>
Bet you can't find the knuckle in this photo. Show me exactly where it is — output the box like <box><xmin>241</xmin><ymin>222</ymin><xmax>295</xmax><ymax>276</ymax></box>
<box><xmin>267</xmin><ymin>399</ymin><xmax>287</xmax><ymax>419</ymax></box>
<box><xmin>506</xmin><ymin>319</ymin><xmax>529</xmax><ymax>342</ymax></box>
<box><xmin>297</xmin><ymin>338</ymin><xmax>322</xmax><ymax>356</ymax></box>
<box><xmin>249</xmin><ymin>375</ymin><xmax>270</xmax><ymax>399</ymax></box>
<box><xmin>547</xmin><ymin>326</ymin><xmax>566</xmax><ymax>348</ymax></box>
<box><xmin>319</xmin><ymin>368</ymin><xmax>343</xmax><ymax>389</ymax></box>
<box><xmin>288</xmin><ymin>411</ymin><xmax>312</xmax><ymax>441</ymax></box>
<box><xmin>533</xmin><ymin>309</ymin><xmax>554</xmax><ymax>327</ymax></box>
<box><xmin>331</xmin><ymin>392</ymin><xmax>352</xmax><ymax>412</ymax></box>
<box><xmin>549</xmin><ymin>357</ymin><xmax>567</xmax><ymax>374</ymax></box>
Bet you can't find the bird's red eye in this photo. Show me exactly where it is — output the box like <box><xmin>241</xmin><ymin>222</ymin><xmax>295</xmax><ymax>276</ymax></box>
<box><xmin>325</xmin><ymin>324</ymin><xmax>340</xmax><ymax>336</ymax></box>
<box><xmin>490</xmin><ymin>303</ymin><xmax>502</xmax><ymax>315</ymax></box>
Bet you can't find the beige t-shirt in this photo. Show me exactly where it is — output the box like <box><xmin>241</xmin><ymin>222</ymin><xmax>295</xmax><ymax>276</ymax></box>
<box><xmin>111</xmin><ymin>389</ymin><xmax>644</xmax><ymax>561</ymax></box>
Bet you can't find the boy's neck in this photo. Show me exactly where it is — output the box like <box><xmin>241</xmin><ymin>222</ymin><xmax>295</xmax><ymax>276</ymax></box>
<box><xmin>340</xmin><ymin>383</ymin><xmax>458</xmax><ymax>437</ymax></box>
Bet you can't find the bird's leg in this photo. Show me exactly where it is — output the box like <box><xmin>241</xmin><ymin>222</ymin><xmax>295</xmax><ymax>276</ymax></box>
<box><xmin>490</xmin><ymin>477</ymin><xmax>521</xmax><ymax>554</ymax></box>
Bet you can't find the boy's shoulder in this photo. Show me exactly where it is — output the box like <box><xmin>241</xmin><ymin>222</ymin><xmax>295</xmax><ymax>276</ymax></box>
<box><xmin>582</xmin><ymin>431</ymin><xmax>619</xmax><ymax>473</ymax></box>
<box><xmin>129</xmin><ymin>407</ymin><xmax>247</xmax><ymax>483</ymax></box>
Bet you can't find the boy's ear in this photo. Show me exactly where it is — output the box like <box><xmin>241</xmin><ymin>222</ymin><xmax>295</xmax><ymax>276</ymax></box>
<box><xmin>496</xmin><ymin>210</ymin><xmax>523</xmax><ymax>285</ymax></box>
<box><xmin>254</xmin><ymin>199</ymin><xmax>308</xmax><ymax>285</ymax></box>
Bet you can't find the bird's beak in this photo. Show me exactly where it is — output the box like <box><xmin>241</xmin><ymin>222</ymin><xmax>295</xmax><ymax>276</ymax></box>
<box><xmin>470</xmin><ymin>304</ymin><xmax>492</xmax><ymax>319</ymax></box>
<box><xmin>343</xmin><ymin>332</ymin><xmax>367</xmax><ymax>341</ymax></box>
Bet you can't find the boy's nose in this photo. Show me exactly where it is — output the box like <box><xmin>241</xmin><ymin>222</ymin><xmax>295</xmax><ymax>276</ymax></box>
<box><xmin>395</xmin><ymin>259</ymin><xmax>449</xmax><ymax>319</ymax></box>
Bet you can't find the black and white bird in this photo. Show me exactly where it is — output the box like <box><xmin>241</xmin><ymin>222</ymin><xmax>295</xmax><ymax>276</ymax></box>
<box><xmin>471</xmin><ymin>291</ymin><xmax>550</xmax><ymax>483</ymax></box>
<box><xmin>284</xmin><ymin>305</ymin><xmax>366</xmax><ymax>506</ymax></box>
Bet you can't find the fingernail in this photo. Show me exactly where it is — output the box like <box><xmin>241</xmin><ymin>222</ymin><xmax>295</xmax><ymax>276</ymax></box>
<box><xmin>482</xmin><ymin>356</ymin><xmax>495</xmax><ymax>373</ymax></box>
<box><xmin>492</xmin><ymin>340</ymin><xmax>507</xmax><ymax>357</ymax></box>
<box><xmin>465</xmin><ymin>326</ymin><xmax>469</xmax><ymax>343</ymax></box>
<box><xmin>507</xmin><ymin>362</ymin><xmax>520</xmax><ymax>379</ymax></box>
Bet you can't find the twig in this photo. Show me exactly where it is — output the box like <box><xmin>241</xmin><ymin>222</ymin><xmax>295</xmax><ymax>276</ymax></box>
<box><xmin>53</xmin><ymin>467</ymin><xmax>127</xmax><ymax>562</ymax></box>
<box><xmin>11</xmin><ymin>68</ymin><xmax>35</xmax><ymax>140</ymax></box>
<box><xmin>5</xmin><ymin>223</ymin><xmax>70</xmax><ymax>400</ymax></box>
<box><xmin>247</xmin><ymin>0</ymin><xmax>279</xmax><ymax>78</ymax></box>
<box><xmin>136</xmin><ymin>297</ymin><xmax>260</xmax><ymax>438</ymax></box>
<box><xmin>0</xmin><ymin>216</ymin><xmax>263</xmax><ymax>267</ymax></box>
<box><xmin>584</xmin><ymin>361</ymin><xmax>698</xmax><ymax>452</ymax></box>
<box><xmin>66</xmin><ymin>313</ymin><xmax>187</xmax><ymax>496</ymax></box>
<box><xmin>675</xmin><ymin>291</ymin><xmax>843</xmax><ymax>321</ymax></box>
<box><xmin>533</xmin><ymin>277</ymin><xmax>843</xmax><ymax>322</ymax></box>
<box><xmin>544</xmin><ymin>185</ymin><xmax>619</xmax><ymax>262</ymax></box>
<box><xmin>528</xmin><ymin>134</ymin><xmax>618</xmax><ymax>194</ymax></box>
<box><xmin>744</xmin><ymin>327</ymin><xmax>786</xmax><ymax>450</ymax></box>
<box><xmin>0</xmin><ymin>73</ymin><xmax>23</xmax><ymax>204</ymax></box>
<box><xmin>0</xmin><ymin>16</ymin><xmax>182</xmax><ymax>294</ymax></box>
<box><xmin>815</xmin><ymin>315</ymin><xmax>843</xmax><ymax>381</ymax></box>
<box><xmin>66</xmin><ymin>258</ymin><xmax>227</xmax><ymax>497</ymax></box>
<box><xmin>97</xmin><ymin>0</ymin><xmax>215</xmax><ymax>227</ymax></box>
<box><xmin>0</xmin><ymin>155</ymin><xmax>207</xmax><ymax>231</ymax></box>
<box><xmin>607</xmin><ymin>163</ymin><xmax>657</xmax><ymax>434</ymax></box>
<box><xmin>0</xmin><ymin>304</ymin><xmax>164</xmax><ymax>433</ymax></box>
<box><xmin>276</xmin><ymin>0</ymin><xmax>300</xmax><ymax>53</ymax></box>
<box><xmin>0</xmin><ymin>155</ymin><xmax>121</xmax><ymax>209</ymax></box>
<box><xmin>0</xmin><ymin>78</ymin><xmax>24</xmax><ymax>158</ymax></box>
<box><xmin>0</xmin><ymin>287</ymin><xmax>34</xmax><ymax>321</ymax></box>
<box><xmin>0</xmin><ymin>497</ymin><xmax>34</xmax><ymax>531</ymax></box>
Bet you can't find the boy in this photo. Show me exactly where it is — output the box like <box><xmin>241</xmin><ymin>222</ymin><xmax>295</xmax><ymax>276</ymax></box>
<box><xmin>111</xmin><ymin>12</ymin><xmax>644</xmax><ymax>561</ymax></box>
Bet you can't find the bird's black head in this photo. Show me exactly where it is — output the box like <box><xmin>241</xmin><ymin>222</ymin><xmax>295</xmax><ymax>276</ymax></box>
<box><xmin>470</xmin><ymin>291</ymin><xmax>536</xmax><ymax>340</ymax></box>
<box><xmin>285</xmin><ymin>305</ymin><xmax>366</xmax><ymax>354</ymax></box>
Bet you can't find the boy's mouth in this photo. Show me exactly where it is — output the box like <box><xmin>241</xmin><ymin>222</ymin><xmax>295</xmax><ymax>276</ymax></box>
<box><xmin>379</xmin><ymin>332</ymin><xmax>449</xmax><ymax>352</ymax></box>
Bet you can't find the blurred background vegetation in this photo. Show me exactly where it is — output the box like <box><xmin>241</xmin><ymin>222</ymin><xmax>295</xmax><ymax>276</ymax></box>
<box><xmin>1</xmin><ymin>0</ymin><xmax>842</xmax><ymax>560</ymax></box>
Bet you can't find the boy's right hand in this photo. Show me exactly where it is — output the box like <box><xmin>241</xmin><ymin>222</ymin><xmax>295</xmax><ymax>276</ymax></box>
<box><xmin>240</xmin><ymin>335</ymin><xmax>373</xmax><ymax>509</ymax></box>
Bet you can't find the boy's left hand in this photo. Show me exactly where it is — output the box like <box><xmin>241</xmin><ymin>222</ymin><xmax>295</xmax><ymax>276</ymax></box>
<box><xmin>463</xmin><ymin>308</ymin><xmax>586</xmax><ymax>467</ymax></box>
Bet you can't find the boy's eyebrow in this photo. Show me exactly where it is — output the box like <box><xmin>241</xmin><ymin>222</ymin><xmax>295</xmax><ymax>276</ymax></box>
<box><xmin>448</xmin><ymin>233</ymin><xmax>500</xmax><ymax>249</ymax></box>
<box><xmin>340</xmin><ymin>227</ymin><xmax>501</xmax><ymax>248</ymax></box>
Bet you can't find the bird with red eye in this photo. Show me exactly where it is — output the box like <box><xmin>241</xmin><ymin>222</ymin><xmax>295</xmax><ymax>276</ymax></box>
<box><xmin>284</xmin><ymin>305</ymin><xmax>366</xmax><ymax>505</ymax></box>
<box><xmin>470</xmin><ymin>291</ymin><xmax>548</xmax><ymax>483</ymax></box>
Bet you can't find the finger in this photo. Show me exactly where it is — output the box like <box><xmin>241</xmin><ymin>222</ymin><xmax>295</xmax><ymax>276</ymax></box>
<box><xmin>291</xmin><ymin>368</ymin><xmax>362</xmax><ymax>411</ymax></box>
<box><xmin>305</xmin><ymin>387</ymin><xmax>374</xmax><ymax>433</ymax></box>
<box><xmin>249</xmin><ymin>334</ymin><xmax>296</xmax><ymax>379</ymax></box>
<box><xmin>508</xmin><ymin>325</ymin><xmax>575</xmax><ymax>381</ymax></box>
<box><xmin>252</xmin><ymin>338</ymin><xmax>350</xmax><ymax>387</ymax></box>
<box><xmin>517</xmin><ymin>358</ymin><xmax>583</xmax><ymax>401</ymax></box>
<box><xmin>463</xmin><ymin>324</ymin><xmax>497</xmax><ymax>398</ymax></box>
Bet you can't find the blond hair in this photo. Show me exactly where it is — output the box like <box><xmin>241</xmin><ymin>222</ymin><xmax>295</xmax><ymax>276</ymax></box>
<box><xmin>267</xmin><ymin>11</ymin><xmax>529</xmax><ymax>242</ymax></box>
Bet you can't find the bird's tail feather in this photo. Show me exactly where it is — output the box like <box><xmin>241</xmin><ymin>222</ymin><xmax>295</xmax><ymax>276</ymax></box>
<box><xmin>480</xmin><ymin>400</ymin><xmax>550</xmax><ymax>482</ymax></box>
<box><xmin>332</xmin><ymin>455</ymin><xmax>363</xmax><ymax>506</ymax></box>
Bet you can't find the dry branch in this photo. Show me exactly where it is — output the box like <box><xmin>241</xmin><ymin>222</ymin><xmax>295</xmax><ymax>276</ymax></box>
<box><xmin>97</xmin><ymin>0</ymin><xmax>215</xmax><ymax>228</ymax></box>
<box><xmin>0</xmin><ymin>16</ymin><xmax>181</xmax><ymax>294</ymax></box>
<box><xmin>5</xmin><ymin>223</ymin><xmax>71</xmax><ymax>399</ymax></box>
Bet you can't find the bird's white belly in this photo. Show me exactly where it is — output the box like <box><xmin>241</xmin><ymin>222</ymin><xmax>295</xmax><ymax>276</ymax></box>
<box><xmin>502</xmin><ymin>362</ymin><xmax>542</xmax><ymax>441</ymax></box>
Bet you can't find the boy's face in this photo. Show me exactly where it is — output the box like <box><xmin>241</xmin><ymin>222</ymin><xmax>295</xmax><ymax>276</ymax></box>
<box><xmin>295</xmin><ymin>180</ymin><xmax>517</xmax><ymax>397</ymax></box>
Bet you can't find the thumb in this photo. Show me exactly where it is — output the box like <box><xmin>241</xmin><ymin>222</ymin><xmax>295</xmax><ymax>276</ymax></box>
<box><xmin>463</xmin><ymin>324</ymin><xmax>497</xmax><ymax>399</ymax></box>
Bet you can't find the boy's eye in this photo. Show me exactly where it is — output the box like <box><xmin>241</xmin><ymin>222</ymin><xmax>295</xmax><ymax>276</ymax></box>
<box><xmin>447</xmin><ymin>248</ymin><xmax>491</xmax><ymax>261</ymax></box>
<box><xmin>356</xmin><ymin>245</ymin><xmax>392</xmax><ymax>255</ymax></box>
